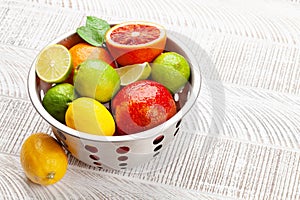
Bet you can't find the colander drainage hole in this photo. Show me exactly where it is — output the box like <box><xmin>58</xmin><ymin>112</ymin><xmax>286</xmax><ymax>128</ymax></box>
<box><xmin>174</xmin><ymin>128</ymin><xmax>180</xmax><ymax>136</ymax></box>
<box><xmin>118</xmin><ymin>156</ymin><xmax>128</xmax><ymax>161</ymax></box>
<box><xmin>93</xmin><ymin>162</ymin><xmax>102</xmax><ymax>166</ymax></box>
<box><xmin>85</xmin><ymin>145</ymin><xmax>98</xmax><ymax>153</ymax></box>
<box><xmin>176</xmin><ymin>120</ymin><xmax>182</xmax><ymax>128</ymax></box>
<box><xmin>154</xmin><ymin>144</ymin><xmax>162</xmax><ymax>152</ymax></box>
<box><xmin>153</xmin><ymin>152</ymin><xmax>160</xmax><ymax>157</ymax></box>
<box><xmin>56</xmin><ymin>129</ymin><xmax>67</xmax><ymax>141</ymax></box>
<box><xmin>116</xmin><ymin>146</ymin><xmax>130</xmax><ymax>154</ymax></box>
<box><xmin>89</xmin><ymin>155</ymin><xmax>100</xmax><ymax>160</ymax></box>
<box><xmin>153</xmin><ymin>135</ymin><xmax>164</xmax><ymax>145</ymax></box>
<box><xmin>53</xmin><ymin>130</ymin><xmax>68</xmax><ymax>148</ymax></box>
<box><xmin>119</xmin><ymin>163</ymin><xmax>127</xmax><ymax>167</ymax></box>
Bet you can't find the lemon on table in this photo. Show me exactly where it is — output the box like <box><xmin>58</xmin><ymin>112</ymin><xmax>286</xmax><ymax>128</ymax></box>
<box><xmin>65</xmin><ymin>97</ymin><xmax>115</xmax><ymax>136</ymax></box>
<box><xmin>42</xmin><ymin>83</ymin><xmax>74</xmax><ymax>123</ymax></box>
<box><xmin>115</xmin><ymin>62</ymin><xmax>151</xmax><ymax>86</ymax></box>
<box><xmin>35</xmin><ymin>44</ymin><xmax>72</xmax><ymax>83</ymax></box>
<box><xmin>20</xmin><ymin>133</ymin><xmax>68</xmax><ymax>186</ymax></box>
<box><xmin>151</xmin><ymin>52</ymin><xmax>190</xmax><ymax>93</ymax></box>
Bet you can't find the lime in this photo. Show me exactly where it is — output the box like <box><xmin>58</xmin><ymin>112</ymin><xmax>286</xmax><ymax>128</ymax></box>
<box><xmin>151</xmin><ymin>52</ymin><xmax>190</xmax><ymax>93</ymax></box>
<box><xmin>115</xmin><ymin>62</ymin><xmax>151</xmax><ymax>86</ymax></box>
<box><xmin>35</xmin><ymin>44</ymin><xmax>72</xmax><ymax>83</ymax></box>
<box><xmin>74</xmin><ymin>59</ymin><xmax>120</xmax><ymax>102</ymax></box>
<box><xmin>65</xmin><ymin>97</ymin><xmax>115</xmax><ymax>136</ymax></box>
<box><xmin>42</xmin><ymin>83</ymin><xmax>74</xmax><ymax>123</ymax></box>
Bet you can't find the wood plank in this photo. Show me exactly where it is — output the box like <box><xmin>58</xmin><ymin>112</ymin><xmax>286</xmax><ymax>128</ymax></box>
<box><xmin>0</xmin><ymin>45</ymin><xmax>37</xmax><ymax>99</ymax></box>
<box><xmin>0</xmin><ymin>153</ymin><xmax>223</xmax><ymax>200</ymax></box>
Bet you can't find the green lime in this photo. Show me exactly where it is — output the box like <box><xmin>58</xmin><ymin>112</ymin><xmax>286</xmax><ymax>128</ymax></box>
<box><xmin>74</xmin><ymin>59</ymin><xmax>120</xmax><ymax>102</ymax></box>
<box><xmin>35</xmin><ymin>44</ymin><xmax>72</xmax><ymax>83</ymax></box>
<box><xmin>42</xmin><ymin>83</ymin><xmax>75</xmax><ymax>123</ymax></box>
<box><xmin>151</xmin><ymin>52</ymin><xmax>190</xmax><ymax>93</ymax></box>
<box><xmin>115</xmin><ymin>62</ymin><xmax>151</xmax><ymax>86</ymax></box>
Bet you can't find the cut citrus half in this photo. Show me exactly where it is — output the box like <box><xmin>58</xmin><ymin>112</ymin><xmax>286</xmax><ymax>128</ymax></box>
<box><xmin>105</xmin><ymin>21</ymin><xmax>167</xmax><ymax>66</ymax></box>
<box><xmin>35</xmin><ymin>44</ymin><xmax>72</xmax><ymax>83</ymax></box>
<box><xmin>115</xmin><ymin>62</ymin><xmax>151</xmax><ymax>86</ymax></box>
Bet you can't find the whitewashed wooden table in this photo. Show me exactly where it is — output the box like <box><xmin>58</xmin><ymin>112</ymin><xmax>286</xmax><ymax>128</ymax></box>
<box><xmin>1</xmin><ymin>0</ymin><xmax>300</xmax><ymax>199</ymax></box>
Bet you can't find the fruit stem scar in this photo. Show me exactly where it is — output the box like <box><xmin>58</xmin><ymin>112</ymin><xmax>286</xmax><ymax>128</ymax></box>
<box><xmin>131</xmin><ymin>32</ymin><xmax>140</xmax><ymax>37</ymax></box>
<box><xmin>47</xmin><ymin>172</ymin><xmax>55</xmax><ymax>179</ymax></box>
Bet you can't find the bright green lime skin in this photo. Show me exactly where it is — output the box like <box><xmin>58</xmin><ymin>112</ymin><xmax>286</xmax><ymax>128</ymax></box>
<box><xmin>42</xmin><ymin>83</ymin><xmax>74</xmax><ymax>123</ymax></box>
<box><xmin>74</xmin><ymin>59</ymin><xmax>120</xmax><ymax>103</ymax></box>
<box><xmin>151</xmin><ymin>52</ymin><xmax>190</xmax><ymax>93</ymax></box>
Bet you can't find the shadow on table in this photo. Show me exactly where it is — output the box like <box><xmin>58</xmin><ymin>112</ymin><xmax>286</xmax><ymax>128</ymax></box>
<box><xmin>119</xmin><ymin>30</ymin><xmax>226</xmax><ymax>174</ymax></box>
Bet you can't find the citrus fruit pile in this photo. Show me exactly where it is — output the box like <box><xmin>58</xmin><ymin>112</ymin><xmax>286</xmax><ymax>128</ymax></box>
<box><xmin>36</xmin><ymin>16</ymin><xmax>191</xmax><ymax>136</ymax></box>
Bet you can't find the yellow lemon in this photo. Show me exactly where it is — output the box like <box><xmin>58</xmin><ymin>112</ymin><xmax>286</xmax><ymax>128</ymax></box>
<box><xmin>65</xmin><ymin>97</ymin><xmax>115</xmax><ymax>136</ymax></box>
<box><xmin>20</xmin><ymin>133</ymin><xmax>68</xmax><ymax>185</ymax></box>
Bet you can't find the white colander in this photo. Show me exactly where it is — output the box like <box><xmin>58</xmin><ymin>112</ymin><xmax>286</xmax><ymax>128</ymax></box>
<box><xmin>28</xmin><ymin>28</ymin><xmax>201</xmax><ymax>170</ymax></box>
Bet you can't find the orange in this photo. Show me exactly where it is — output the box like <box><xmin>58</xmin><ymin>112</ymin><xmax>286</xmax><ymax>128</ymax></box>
<box><xmin>69</xmin><ymin>42</ymin><xmax>115</xmax><ymax>68</ymax></box>
<box><xmin>20</xmin><ymin>133</ymin><xmax>68</xmax><ymax>185</ymax></box>
<box><xmin>105</xmin><ymin>21</ymin><xmax>167</xmax><ymax>66</ymax></box>
<box><xmin>66</xmin><ymin>42</ymin><xmax>115</xmax><ymax>83</ymax></box>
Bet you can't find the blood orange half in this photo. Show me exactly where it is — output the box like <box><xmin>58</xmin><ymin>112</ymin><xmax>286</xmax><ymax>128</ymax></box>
<box><xmin>105</xmin><ymin>21</ymin><xmax>167</xmax><ymax>66</ymax></box>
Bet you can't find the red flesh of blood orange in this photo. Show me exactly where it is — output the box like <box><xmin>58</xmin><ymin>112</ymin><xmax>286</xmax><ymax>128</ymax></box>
<box><xmin>105</xmin><ymin>22</ymin><xmax>167</xmax><ymax>66</ymax></box>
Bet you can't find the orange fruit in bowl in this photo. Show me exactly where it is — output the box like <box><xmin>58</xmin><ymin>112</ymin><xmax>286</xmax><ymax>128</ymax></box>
<box><xmin>69</xmin><ymin>42</ymin><xmax>115</xmax><ymax>68</ymax></box>
<box><xmin>20</xmin><ymin>133</ymin><xmax>68</xmax><ymax>185</ymax></box>
<box><xmin>105</xmin><ymin>21</ymin><xmax>167</xmax><ymax>66</ymax></box>
<box><xmin>66</xmin><ymin>42</ymin><xmax>115</xmax><ymax>83</ymax></box>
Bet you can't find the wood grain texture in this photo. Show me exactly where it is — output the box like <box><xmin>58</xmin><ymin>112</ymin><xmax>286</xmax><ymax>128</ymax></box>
<box><xmin>2</xmin><ymin>0</ymin><xmax>300</xmax><ymax>94</ymax></box>
<box><xmin>1</xmin><ymin>0</ymin><xmax>300</xmax><ymax>199</ymax></box>
<box><xmin>0</xmin><ymin>45</ymin><xmax>36</xmax><ymax>99</ymax></box>
<box><xmin>0</xmin><ymin>153</ymin><xmax>224</xmax><ymax>200</ymax></box>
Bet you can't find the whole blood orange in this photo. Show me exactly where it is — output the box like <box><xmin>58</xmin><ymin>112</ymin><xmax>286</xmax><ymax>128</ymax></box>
<box><xmin>105</xmin><ymin>21</ymin><xmax>167</xmax><ymax>66</ymax></box>
<box><xmin>112</xmin><ymin>80</ymin><xmax>176</xmax><ymax>135</ymax></box>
